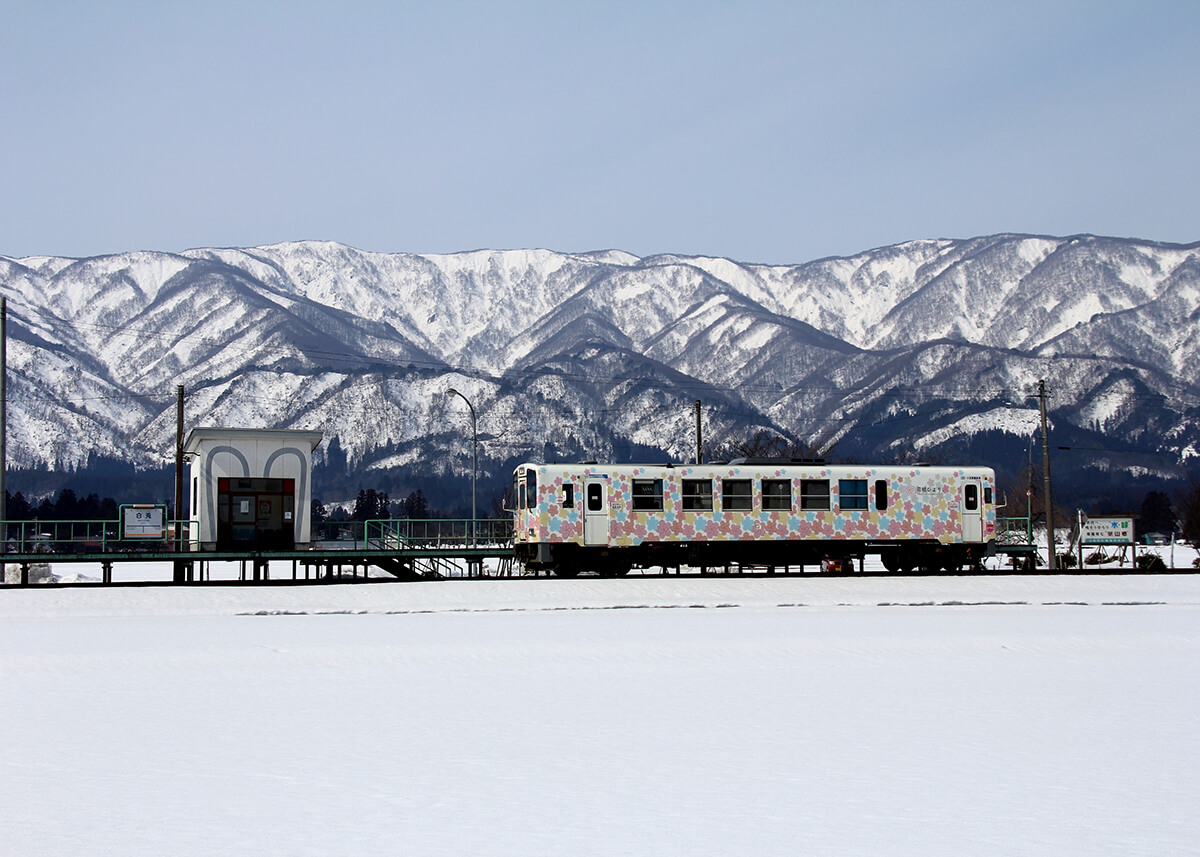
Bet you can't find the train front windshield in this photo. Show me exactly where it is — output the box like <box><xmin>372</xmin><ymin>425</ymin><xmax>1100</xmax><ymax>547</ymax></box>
<box><xmin>514</xmin><ymin>467</ymin><xmax>536</xmax><ymax>512</ymax></box>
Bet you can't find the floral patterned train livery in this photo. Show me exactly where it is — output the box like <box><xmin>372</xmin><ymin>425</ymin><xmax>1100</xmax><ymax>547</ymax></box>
<box><xmin>512</xmin><ymin>461</ymin><xmax>997</xmax><ymax>577</ymax></box>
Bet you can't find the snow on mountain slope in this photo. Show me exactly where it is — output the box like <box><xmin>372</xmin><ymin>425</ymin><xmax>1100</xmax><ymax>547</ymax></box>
<box><xmin>1</xmin><ymin>233</ymin><xmax>1198</xmax><ymax>489</ymax></box>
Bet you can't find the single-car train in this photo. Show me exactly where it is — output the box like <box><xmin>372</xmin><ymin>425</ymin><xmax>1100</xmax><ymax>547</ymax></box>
<box><xmin>512</xmin><ymin>460</ymin><xmax>997</xmax><ymax>576</ymax></box>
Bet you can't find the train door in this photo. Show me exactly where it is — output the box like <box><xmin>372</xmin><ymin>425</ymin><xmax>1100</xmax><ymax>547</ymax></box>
<box><xmin>962</xmin><ymin>478</ymin><xmax>983</xmax><ymax>542</ymax></box>
<box><xmin>584</xmin><ymin>478</ymin><xmax>609</xmax><ymax>546</ymax></box>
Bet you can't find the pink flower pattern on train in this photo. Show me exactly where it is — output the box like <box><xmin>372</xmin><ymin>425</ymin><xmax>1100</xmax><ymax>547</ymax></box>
<box><xmin>520</xmin><ymin>465</ymin><xmax>992</xmax><ymax>547</ymax></box>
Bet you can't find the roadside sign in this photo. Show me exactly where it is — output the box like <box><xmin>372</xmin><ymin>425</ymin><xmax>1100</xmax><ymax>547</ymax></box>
<box><xmin>1081</xmin><ymin>517</ymin><xmax>1134</xmax><ymax>545</ymax></box>
<box><xmin>122</xmin><ymin>505</ymin><xmax>166</xmax><ymax>540</ymax></box>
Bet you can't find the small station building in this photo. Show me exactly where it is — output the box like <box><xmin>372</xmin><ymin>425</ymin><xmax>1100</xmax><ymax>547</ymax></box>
<box><xmin>184</xmin><ymin>428</ymin><xmax>324</xmax><ymax>551</ymax></box>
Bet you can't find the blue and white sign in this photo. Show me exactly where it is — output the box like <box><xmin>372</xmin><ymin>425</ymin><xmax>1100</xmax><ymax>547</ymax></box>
<box><xmin>1081</xmin><ymin>517</ymin><xmax>1134</xmax><ymax>545</ymax></box>
<box><xmin>122</xmin><ymin>506</ymin><xmax>166</xmax><ymax>540</ymax></box>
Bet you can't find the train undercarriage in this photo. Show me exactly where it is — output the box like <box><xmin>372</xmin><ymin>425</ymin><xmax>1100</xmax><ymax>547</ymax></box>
<box><xmin>517</xmin><ymin>539</ymin><xmax>994</xmax><ymax>578</ymax></box>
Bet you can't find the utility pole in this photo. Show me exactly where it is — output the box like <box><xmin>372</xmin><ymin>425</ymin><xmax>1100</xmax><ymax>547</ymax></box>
<box><xmin>694</xmin><ymin>400</ymin><xmax>702</xmax><ymax>464</ymax></box>
<box><xmin>173</xmin><ymin>385</ymin><xmax>187</xmax><ymax>583</ymax></box>
<box><xmin>446</xmin><ymin>388</ymin><xmax>477</xmax><ymax>547</ymax></box>
<box><xmin>174</xmin><ymin>385</ymin><xmax>184</xmax><ymax>542</ymax></box>
<box><xmin>1038</xmin><ymin>379</ymin><xmax>1057</xmax><ymax>570</ymax></box>
<box><xmin>1</xmin><ymin>297</ymin><xmax>6</xmax><ymax>555</ymax></box>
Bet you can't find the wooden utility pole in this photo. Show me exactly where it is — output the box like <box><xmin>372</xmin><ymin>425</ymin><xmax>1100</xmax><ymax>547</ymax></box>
<box><xmin>174</xmin><ymin>385</ymin><xmax>185</xmax><ymax>576</ymax></box>
<box><xmin>1038</xmin><ymin>379</ymin><xmax>1057</xmax><ymax>570</ymax></box>
<box><xmin>694</xmin><ymin>400</ymin><xmax>702</xmax><ymax>464</ymax></box>
<box><xmin>1</xmin><ymin>297</ymin><xmax>6</xmax><ymax>554</ymax></box>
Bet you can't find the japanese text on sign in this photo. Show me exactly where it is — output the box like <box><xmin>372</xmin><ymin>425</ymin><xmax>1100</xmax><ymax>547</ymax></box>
<box><xmin>1081</xmin><ymin>517</ymin><xmax>1134</xmax><ymax>545</ymax></box>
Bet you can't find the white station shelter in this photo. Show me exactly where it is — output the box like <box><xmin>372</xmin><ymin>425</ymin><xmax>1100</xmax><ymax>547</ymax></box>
<box><xmin>184</xmin><ymin>428</ymin><xmax>324</xmax><ymax>551</ymax></box>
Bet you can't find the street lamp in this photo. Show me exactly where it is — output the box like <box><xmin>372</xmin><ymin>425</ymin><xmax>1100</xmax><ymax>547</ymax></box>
<box><xmin>445</xmin><ymin>388</ymin><xmax>477</xmax><ymax>546</ymax></box>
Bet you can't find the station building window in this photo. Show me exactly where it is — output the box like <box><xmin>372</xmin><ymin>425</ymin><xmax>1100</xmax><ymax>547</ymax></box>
<box><xmin>632</xmin><ymin>478</ymin><xmax>664</xmax><ymax>511</ymax></box>
<box><xmin>800</xmin><ymin>479</ymin><xmax>830</xmax><ymax>510</ymax></box>
<box><xmin>762</xmin><ymin>479</ymin><xmax>792</xmax><ymax>511</ymax></box>
<box><xmin>722</xmin><ymin>479</ymin><xmax>753</xmax><ymax>511</ymax></box>
<box><xmin>682</xmin><ymin>478</ymin><xmax>713</xmax><ymax>511</ymax></box>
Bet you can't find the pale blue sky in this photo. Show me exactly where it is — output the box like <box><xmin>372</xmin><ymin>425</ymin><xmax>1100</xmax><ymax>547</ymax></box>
<box><xmin>2</xmin><ymin>0</ymin><xmax>1197</xmax><ymax>264</ymax></box>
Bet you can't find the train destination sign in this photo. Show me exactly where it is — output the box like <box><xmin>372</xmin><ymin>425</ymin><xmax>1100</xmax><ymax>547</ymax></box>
<box><xmin>1081</xmin><ymin>516</ymin><xmax>1134</xmax><ymax>545</ymax></box>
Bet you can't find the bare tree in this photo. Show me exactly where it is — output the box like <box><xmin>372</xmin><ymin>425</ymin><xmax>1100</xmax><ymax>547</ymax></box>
<box><xmin>1175</xmin><ymin>473</ymin><xmax>1200</xmax><ymax>545</ymax></box>
<box><xmin>711</xmin><ymin>429</ymin><xmax>825</xmax><ymax>462</ymax></box>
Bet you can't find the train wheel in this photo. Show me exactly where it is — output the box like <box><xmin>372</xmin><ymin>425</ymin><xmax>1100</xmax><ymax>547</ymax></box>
<box><xmin>881</xmin><ymin>552</ymin><xmax>901</xmax><ymax>573</ymax></box>
<box><xmin>554</xmin><ymin>566</ymin><xmax>580</xmax><ymax>578</ymax></box>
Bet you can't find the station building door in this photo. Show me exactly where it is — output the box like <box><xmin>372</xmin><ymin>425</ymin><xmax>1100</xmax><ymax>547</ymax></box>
<box><xmin>217</xmin><ymin>477</ymin><xmax>296</xmax><ymax>551</ymax></box>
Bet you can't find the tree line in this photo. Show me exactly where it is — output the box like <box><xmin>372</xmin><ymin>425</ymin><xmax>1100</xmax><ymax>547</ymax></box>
<box><xmin>5</xmin><ymin>489</ymin><xmax>120</xmax><ymax>521</ymax></box>
<box><xmin>313</xmin><ymin>488</ymin><xmax>457</xmax><ymax>523</ymax></box>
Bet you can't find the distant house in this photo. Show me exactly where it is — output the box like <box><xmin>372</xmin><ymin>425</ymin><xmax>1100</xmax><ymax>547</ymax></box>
<box><xmin>184</xmin><ymin>428</ymin><xmax>323</xmax><ymax>551</ymax></box>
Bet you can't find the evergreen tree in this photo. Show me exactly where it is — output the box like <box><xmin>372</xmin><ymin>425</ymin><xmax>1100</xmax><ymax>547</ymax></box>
<box><xmin>402</xmin><ymin>489</ymin><xmax>430</xmax><ymax>519</ymax></box>
<box><xmin>1138</xmin><ymin>490</ymin><xmax>1177</xmax><ymax>538</ymax></box>
<box><xmin>1176</xmin><ymin>475</ymin><xmax>1200</xmax><ymax>544</ymax></box>
<box><xmin>351</xmin><ymin>488</ymin><xmax>390</xmax><ymax>521</ymax></box>
<box><xmin>6</xmin><ymin>491</ymin><xmax>31</xmax><ymax>520</ymax></box>
<box><xmin>55</xmin><ymin>488</ymin><xmax>81</xmax><ymax>519</ymax></box>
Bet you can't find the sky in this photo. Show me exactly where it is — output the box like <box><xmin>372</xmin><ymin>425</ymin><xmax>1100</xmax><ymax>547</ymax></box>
<box><xmin>2</xmin><ymin>0</ymin><xmax>1198</xmax><ymax>265</ymax></box>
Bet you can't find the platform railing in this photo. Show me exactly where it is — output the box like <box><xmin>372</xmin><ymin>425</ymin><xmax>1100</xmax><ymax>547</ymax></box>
<box><xmin>996</xmin><ymin>515</ymin><xmax>1033</xmax><ymax>545</ymax></box>
<box><xmin>0</xmin><ymin>518</ymin><xmax>197</xmax><ymax>554</ymax></box>
<box><xmin>363</xmin><ymin>518</ymin><xmax>513</xmax><ymax>550</ymax></box>
<box><xmin>1</xmin><ymin>517</ymin><xmax>511</xmax><ymax>554</ymax></box>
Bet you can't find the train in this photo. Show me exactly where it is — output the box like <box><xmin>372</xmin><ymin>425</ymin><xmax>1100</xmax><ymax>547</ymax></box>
<box><xmin>512</xmin><ymin>459</ymin><xmax>997</xmax><ymax>576</ymax></box>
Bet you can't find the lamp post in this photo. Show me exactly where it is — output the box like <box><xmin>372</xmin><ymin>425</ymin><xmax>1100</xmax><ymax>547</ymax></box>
<box><xmin>446</xmin><ymin>388</ymin><xmax>477</xmax><ymax>546</ymax></box>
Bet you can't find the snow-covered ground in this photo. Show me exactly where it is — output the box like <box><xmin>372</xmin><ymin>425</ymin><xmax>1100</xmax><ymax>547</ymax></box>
<box><xmin>5</xmin><ymin>532</ymin><xmax>1196</xmax><ymax>585</ymax></box>
<box><xmin>3</xmin><ymin>574</ymin><xmax>1199</xmax><ymax>856</ymax></box>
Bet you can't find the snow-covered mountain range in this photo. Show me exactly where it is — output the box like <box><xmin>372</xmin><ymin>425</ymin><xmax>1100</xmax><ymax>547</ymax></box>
<box><xmin>2</xmin><ymin>233</ymin><xmax>1197</xmax><ymax>504</ymax></box>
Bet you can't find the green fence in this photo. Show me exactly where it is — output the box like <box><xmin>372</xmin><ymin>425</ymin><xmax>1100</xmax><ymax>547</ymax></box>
<box><xmin>3</xmin><ymin>519</ymin><xmax>138</xmax><ymax>553</ymax></box>
<box><xmin>996</xmin><ymin>516</ymin><xmax>1034</xmax><ymax>546</ymax></box>
<box><xmin>361</xmin><ymin>518</ymin><xmax>513</xmax><ymax>550</ymax></box>
<box><xmin>2</xmin><ymin>517</ymin><xmax>513</xmax><ymax>554</ymax></box>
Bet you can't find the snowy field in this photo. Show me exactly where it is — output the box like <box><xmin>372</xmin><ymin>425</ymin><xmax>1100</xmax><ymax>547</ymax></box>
<box><xmin>3</xmin><ymin>573</ymin><xmax>1199</xmax><ymax>856</ymax></box>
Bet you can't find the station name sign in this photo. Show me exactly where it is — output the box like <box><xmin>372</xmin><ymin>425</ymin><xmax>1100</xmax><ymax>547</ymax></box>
<box><xmin>122</xmin><ymin>505</ymin><xmax>166</xmax><ymax>540</ymax></box>
<box><xmin>1081</xmin><ymin>516</ymin><xmax>1134</xmax><ymax>545</ymax></box>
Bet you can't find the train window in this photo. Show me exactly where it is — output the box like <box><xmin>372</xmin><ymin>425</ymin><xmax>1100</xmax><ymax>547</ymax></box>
<box><xmin>762</xmin><ymin>479</ymin><xmax>792</xmax><ymax>511</ymax></box>
<box><xmin>632</xmin><ymin>478</ymin><xmax>664</xmax><ymax>511</ymax></box>
<box><xmin>525</xmin><ymin>471</ymin><xmax>536</xmax><ymax>509</ymax></box>
<box><xmin>517</xmin><ymin>472</ymin><xmax>526</xmax><ymax>511</ymax></box>
<box><xmin>682</xmin><ymin>479</ymin><xmax>713</xmax><ymax>511</ymax></box>
<box><xmin>838</xmin><ymin>479</ymin><xmax>868</xmax><ymax>510</ymax></box>
<box><xmin>562</xmin><ymin>484</ymin><xmax>575</xmax><ymax>509</ymax></box>
<box><xmin>722</xmin><ymin>479</ymin><xmax>753</xmax><ymax>511</ymax></box>
<box><xmin>875</xmin><ymin>479</ymin><xmax>888</xmax><ymax>511</ymax></box>
<box><xmin>587</xmin><ymin>482</ymin><xmax>604</xmax><ymax>512</ymax></box>
<box><xmin>800</xmin><ymin>479</ymin><xmax>830</xmax><ymax>510</ymax></box>
<box><xmin>984</xmin><ymin>486</ymin><xmax>993</xmax><ymax>505</ymax></box>
<box><xmin>965</xmin><ymin>483</ymin><xmax>979</xmax><ymax>511</ymax></box>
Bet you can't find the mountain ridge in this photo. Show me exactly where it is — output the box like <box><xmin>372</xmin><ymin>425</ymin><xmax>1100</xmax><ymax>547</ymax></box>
<box><xmin>2</xmin><ymin>233</ymin><xmax>1198</xmax><ymax>507</ymax></box>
